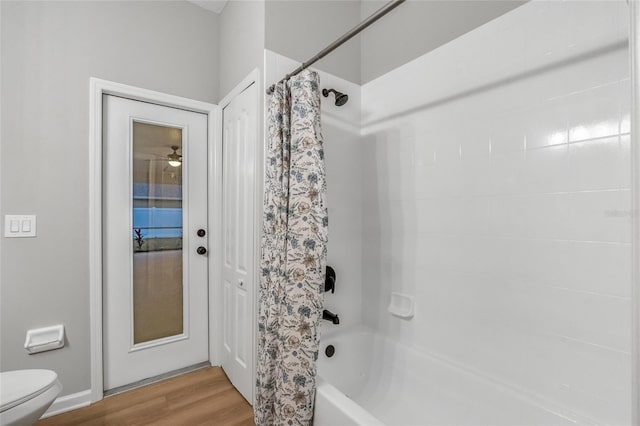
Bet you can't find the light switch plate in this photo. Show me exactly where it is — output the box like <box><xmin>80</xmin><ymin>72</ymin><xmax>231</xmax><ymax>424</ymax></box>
<box><xmin>4</xmin><ymin>215</ymin><xmax>37</xmax><ymax>238</ymax></box>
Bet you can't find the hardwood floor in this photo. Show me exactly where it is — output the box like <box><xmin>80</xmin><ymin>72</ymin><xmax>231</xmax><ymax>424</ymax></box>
<box><xmin>38</xmin><ymin>367</ymin><xmax>255</xmax><ymax>426</ymax></box>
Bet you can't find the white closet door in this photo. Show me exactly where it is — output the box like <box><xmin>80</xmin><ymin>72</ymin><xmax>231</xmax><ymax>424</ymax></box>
<box><xmin>221</xmin><ymin>82</ymin><xmax>257</xmax><ymax>402</ymax></box>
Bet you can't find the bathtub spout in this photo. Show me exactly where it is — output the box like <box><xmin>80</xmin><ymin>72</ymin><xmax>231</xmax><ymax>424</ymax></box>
<box><xmin>323</xmin><ymin>309</ymin><xmax>340</xmax><ymax>325</ymax></box>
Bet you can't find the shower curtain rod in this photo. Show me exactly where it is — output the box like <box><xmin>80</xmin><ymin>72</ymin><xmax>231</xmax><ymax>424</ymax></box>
<box><xmin>265</xmin><ymin>0</ymin><xmax>406</xmax><ymax>95</ymax></box>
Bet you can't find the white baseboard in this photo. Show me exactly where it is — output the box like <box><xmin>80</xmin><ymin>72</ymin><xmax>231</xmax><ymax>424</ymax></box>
<box><xmin>41</xmin><ymin>389</ymin><xmax>92</xmax><ymax>419</ymax></box>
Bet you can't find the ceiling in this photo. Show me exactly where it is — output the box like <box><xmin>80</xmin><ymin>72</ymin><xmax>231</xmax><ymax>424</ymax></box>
<box><xmin>188</xmin><ymin>0</ymin><xmax>229</xmax><ymax>14</ymax></box>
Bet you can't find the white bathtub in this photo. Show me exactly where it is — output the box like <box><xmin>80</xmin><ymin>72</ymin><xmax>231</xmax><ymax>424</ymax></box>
<box><xmin>314</xmin><ymin>326</ymin><xmax>583</xmax><ymax>426</ymax></box>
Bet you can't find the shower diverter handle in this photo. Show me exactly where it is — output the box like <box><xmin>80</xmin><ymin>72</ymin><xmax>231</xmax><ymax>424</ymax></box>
<box><xmin>325</xmin><ymin>266</ymin><xmax>336</xmax><ymax>293</ymax></box>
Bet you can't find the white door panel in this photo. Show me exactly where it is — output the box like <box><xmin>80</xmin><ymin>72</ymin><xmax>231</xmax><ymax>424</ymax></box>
<box><xmin>221</xmin><ymin>82</ymin><xmax>257</xmax><ymax>402</ymax></box>
<box><xmin>103</xmin><ymin>95</ymin><xmax>209</xmax><ymax>390</ymax></box>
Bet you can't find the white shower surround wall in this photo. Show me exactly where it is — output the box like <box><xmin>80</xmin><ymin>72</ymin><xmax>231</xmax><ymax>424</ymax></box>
<box><xmin>266</xmin><ymin>0</ymin><xmax>631</xmax><ymax>423</ymax></box>
<box><xmin>360</xmin><ymin>0</ymin><xmax>631</xmax><ymax>425</ymax></box>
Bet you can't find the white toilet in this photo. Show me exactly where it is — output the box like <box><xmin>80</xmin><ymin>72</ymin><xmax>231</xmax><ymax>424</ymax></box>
<box><xmin>0</xmin><ymin>370</ymin><xmax>62</xmax><ymax>426</ymax></box>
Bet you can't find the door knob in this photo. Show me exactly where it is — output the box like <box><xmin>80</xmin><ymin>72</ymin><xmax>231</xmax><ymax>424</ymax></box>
<box><xmin>197</xmin><ymin>246</ymin><xmax>207</xmax><ymax>255</ymax></box>
<box><xmin>197</xmin><ymin>229</ymin><xmax>206</xmax><ymax>237</ymax></box>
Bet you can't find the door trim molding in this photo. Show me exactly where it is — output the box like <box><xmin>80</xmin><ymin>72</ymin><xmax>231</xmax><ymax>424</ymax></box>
<box><xmin>89</xmin><ymin>78</ymin><xmax>217</xmax><ymax>403</ymax></box>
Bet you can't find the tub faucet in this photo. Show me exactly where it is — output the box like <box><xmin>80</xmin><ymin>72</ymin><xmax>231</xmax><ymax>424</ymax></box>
<box><xmin>322</xmin><ymin>309</ymin><xmax>340</xmax><ymax>325</ymax></box>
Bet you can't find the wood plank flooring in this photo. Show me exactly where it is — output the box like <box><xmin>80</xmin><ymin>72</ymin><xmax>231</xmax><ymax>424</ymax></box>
<box><xmin>38</xmin><ymin>367</ymin><xmax>255</xmax><ymax>426</ymax></box>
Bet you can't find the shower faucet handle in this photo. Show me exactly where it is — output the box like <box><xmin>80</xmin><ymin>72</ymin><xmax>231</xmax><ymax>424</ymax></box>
<box><xmin>325</xmin><ymin>266</ymin><xmax>336</xmax><ymax>293</ymax></box>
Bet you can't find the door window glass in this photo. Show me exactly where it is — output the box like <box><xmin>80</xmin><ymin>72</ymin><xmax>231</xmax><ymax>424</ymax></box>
<box><xmin>132</xmin><ymin>121</ymin><xmax>184</xmax><ymax>344</ymax></box>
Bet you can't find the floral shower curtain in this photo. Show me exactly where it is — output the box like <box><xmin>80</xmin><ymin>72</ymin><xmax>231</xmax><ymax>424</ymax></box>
<box><xmin>255</xmin><ymin>69</ymin><xmax>328</xmax><ymax>425</ymax></box>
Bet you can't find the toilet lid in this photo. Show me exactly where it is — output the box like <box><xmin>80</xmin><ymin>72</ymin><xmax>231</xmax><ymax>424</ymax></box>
<box><xmin>0</xmin><ymin>369</ymin><xmax>58</xmax><ymax>412</ymax></box>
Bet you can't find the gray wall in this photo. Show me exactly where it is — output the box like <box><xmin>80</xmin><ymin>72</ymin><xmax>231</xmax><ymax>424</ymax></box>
<box><xmin>0</xmin><ymin>0</ymin><xmax>219</xmax><ymax>396</ymax></box>
<box><xmin>360</xmin><ymin>0</ymin><xmax>527</xmax><ymax>84</ymax></box>
<box><xmin>219</xmin><ymin>0</ymin><xmax>265</xmax><ymax>97</ymax></box>
<box><xmin>265</xmin><ymin>0</ymin><xmax>361</xmax><ymax>85</ymax></box>
<box><xmin>264</xmin><ymin>0</ymin><xmax>525</xmax><ymax>86</ymax></box>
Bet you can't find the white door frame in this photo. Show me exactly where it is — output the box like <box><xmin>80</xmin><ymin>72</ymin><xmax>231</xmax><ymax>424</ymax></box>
<box><xmin>631</xmin><ymin>1</ymin><xmax>640</xmax><ymax>424</ymax></box>
<box><xmin>213</xmin><ymin>68</ymin><xmax>263</xmax><ymax>404</ymax></box>
<box><xmin>89</xmin><ymin>78</ymin><xmax>218</xmax><ymax>403</ymax></box>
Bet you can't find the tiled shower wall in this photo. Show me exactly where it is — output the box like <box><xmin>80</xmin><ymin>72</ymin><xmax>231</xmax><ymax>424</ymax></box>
<box><xmin>359</xmin><ymin>1</ymin><xmax>631</xmax><ymax>423</ymax></box>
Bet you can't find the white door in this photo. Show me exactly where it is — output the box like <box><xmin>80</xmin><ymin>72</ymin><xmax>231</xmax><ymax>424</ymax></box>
<box><xmin>103</xmin><ymin>95</ymin><xmax>209</xmax><ymax>391</ymax></box>
<box><xmin>221</xmin><ymin>82</ymin><xmax>257</xmax><ymax>402</ymax></box>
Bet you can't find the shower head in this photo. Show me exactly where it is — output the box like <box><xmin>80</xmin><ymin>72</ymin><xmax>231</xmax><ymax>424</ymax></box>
<box><xmin>322</xmin><ymin>88</ymin><xmax>349</xmax><ymax>107</ymax></box>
